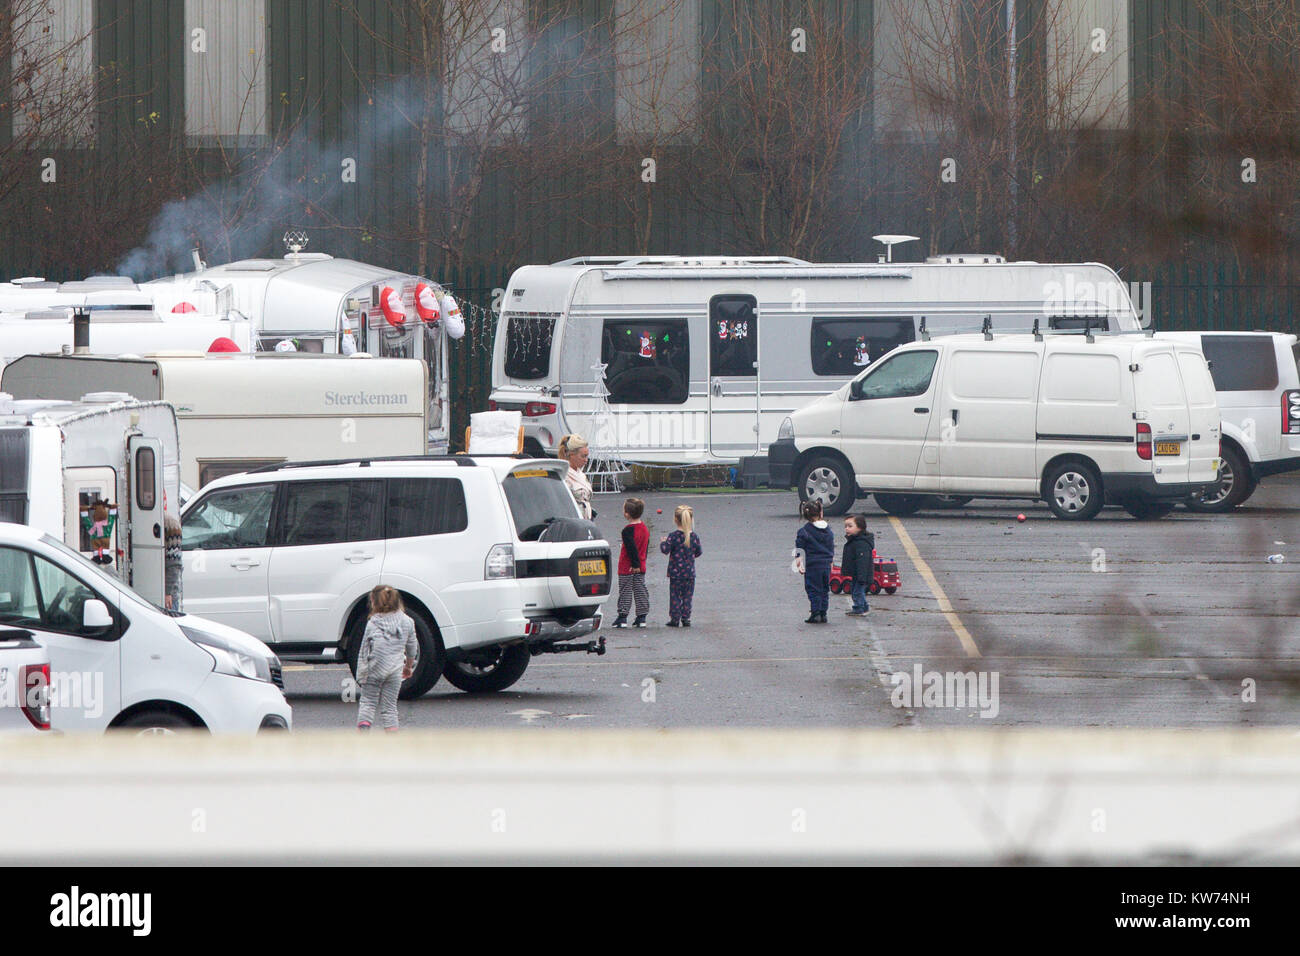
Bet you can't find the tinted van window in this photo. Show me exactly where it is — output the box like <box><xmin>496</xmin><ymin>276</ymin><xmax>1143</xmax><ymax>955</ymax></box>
<box><xmin>1201</xmin><ymin>335</ymin><xmax>1279</xmax><ymax>391</ymax></box>
<box><xmin>385</xmin><ymin>478</ymin><xmax>468</xmax><ymax>538</ymax></box>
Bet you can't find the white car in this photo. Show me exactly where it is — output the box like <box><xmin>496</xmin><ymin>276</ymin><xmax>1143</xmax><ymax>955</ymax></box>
<box><xmin>1157</xmin><ymin>331</ymin><xmax>1300</xmax><ymax>512</ymax></box>
<box><xmin>0</xmin><ymin>523</ymin><xmax>291</xmax><ymax>733</ymax></box>
<box><xmin>180</xmin><ymin>455</ymin><xmax>611</xmax><ymax>697</ymax></box>
<box><xmin>0</xmin><ymin>626</ymin><xmax>50</xmax><ymax>733</ymax></box>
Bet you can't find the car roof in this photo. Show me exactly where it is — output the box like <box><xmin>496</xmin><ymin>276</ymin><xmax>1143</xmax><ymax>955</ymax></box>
<box><xmin>193</xmin><ymin>455</ymin><xmax>568</xmax><ymax>493</ymax></box>
<box><xmin>0</xmin><ymin>522</ymin><xmax>49</xmax><ymax>545</ymax></box>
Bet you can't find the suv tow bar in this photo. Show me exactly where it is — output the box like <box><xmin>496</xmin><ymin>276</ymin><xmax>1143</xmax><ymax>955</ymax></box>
<box><xmin>531</xmin><ymin>637</ymin><xmax>606</xmax><ymax>656</ymax></box>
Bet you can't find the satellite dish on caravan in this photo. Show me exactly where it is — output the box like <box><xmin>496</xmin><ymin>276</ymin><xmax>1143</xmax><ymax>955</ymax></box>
<box><xmin>871</xmin><ymin>235</ymin><xmax>919</xmax><ymax>263</ymax></box>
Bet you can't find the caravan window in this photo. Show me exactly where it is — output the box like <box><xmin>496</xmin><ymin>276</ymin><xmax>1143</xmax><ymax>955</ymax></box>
<box><xmin>810</xmin><ymin>317</ymin><xmax>915</xmax><ymax>376</ymax></box>
<box><xmin>0</xmin><ymin>431</ymin><xmax>28</xmax><ymax>524</ymax></box>
<box><xmin>504</xmin><ymin>316</ymin><xmax>556</xmax><ymax>380</ymax></box>
<box><xmin>601</xmin><ymin>320</ymin><xmax>690</xmax><ymax>405</ymax></box>
<box><xmin>709</xmin><ymin>295</ymin><xmax>758</xmax><ymax>377</ymax></box>
<box><xmin>1048</xmin><ymin>316</ymin><xmax>1112</xmax><ymax>332</ymax></box>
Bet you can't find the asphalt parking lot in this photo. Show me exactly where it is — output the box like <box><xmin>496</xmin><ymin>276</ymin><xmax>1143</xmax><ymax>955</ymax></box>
<box><xmin>285</xmin><ymin>477</ymin><xmax>1300</xmax><ymax>730</ymax></box>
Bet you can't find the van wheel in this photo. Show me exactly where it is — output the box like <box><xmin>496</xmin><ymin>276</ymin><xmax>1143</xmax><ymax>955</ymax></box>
<box><xmin>1043</xmin><ymin>462</ymin><xmax>1104</xmax><ymax>520</ymax></box>
<box><xmin>442</xmin><ymin>644</ymin><xmax>531</xmax><ymax>693</ymax></box>
<box><xmin>346</xmin><ymin>610</ymin><xmax>446</xmax><ymax>699</ymax></box>
<box><xmin>1122</xmin><ymin>500</ymin><xmax>1176</xmax><ymax>520</ymax></box>
<box><xmin>874</xmin><ymin>493</ymin><xmax>924</xmax><ymax>517</ymax></box>
<box><xmin>117</xmin><ymin>710</ymin><xmax>197</xmax><ymax>734</ymax></box>
<box><xmin>798</xmin><ymin>456</ymin><xmax>855</xmax><ymax>516</ymax></box>
<box><xmin>1185</xmin><ymin>445</ymin><xmax>1254</xmax><ymax>513</ymax></box>
<box><xmin>884</xmin><ymin>587</ymin><xmax>897</xmax><ymax>595</ymax></box>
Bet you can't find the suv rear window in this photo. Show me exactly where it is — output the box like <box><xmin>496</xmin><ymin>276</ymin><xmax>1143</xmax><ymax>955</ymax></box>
<box><xmin>504</xmin><ymin>315</ymin><xmax>556</xmax><ymax>380</ymax></box>
<box><xmin>1201</xmin><ymin>335</ymin><xmax>1279</xmax><ymax>391</ymax></box>
<box><xmin>384</xmin><ymin>478</ymin><xmax>468</xmax><ymax>538</ymax></box>
<box><xmin>502</xmin><ymin>471</ymin><xmax>578</xmax><ymax>540</ymax></box>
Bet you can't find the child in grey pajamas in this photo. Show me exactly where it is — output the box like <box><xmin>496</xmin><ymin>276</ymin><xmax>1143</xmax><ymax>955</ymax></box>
<box><xmin>356</xmin><ymin>585</ymin><xmax>417</xmax><ymax>732</ymax></box>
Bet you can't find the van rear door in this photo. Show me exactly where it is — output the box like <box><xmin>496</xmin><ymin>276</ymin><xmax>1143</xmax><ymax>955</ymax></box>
<box><xmin>1132</xmin><ymin>346</ymin><xmax>1192</xmax><ymax>486</ymax></box>
<box><xmin>1174</xmin><ymin>346</ymin><xmax>1222</xmax><ymax>487</ymax></box>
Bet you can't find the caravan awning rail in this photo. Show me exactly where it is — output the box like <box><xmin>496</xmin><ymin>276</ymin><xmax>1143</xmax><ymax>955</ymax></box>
<box><xmin>598</xmin><ymin>266</ymin><xmax>912</xmax><ymax>281</ymax></box>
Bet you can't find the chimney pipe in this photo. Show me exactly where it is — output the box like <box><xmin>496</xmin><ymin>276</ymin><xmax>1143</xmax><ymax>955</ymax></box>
<box><xmin>72</xmin><ymin>308</ymin><xmax>90</xmax><ymax>354</ymax></box>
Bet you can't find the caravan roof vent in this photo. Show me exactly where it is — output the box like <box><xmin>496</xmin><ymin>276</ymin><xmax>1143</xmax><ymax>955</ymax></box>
<box><xmin>79</xmin><ymin>391</ymin><xmax>136</xmax><ymax>405</ymax></box>
<box><xmin>926</xmin><ymin>254</ymin><xmax>1006</xmax><ymax>264</ymax></box>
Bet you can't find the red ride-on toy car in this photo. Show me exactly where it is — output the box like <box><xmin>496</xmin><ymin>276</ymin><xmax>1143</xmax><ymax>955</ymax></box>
<box><xmin>829</xmin><ymin>551</ymin><xmax>901</xmax><ymax>596</ymax></box>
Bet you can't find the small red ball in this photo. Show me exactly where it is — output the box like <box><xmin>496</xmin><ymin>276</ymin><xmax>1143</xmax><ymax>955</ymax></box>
<box><xmin>1016</xmin><ymin>513</ymin><xmax>1026</xmax><ymax>522</ymax></box>
<box><xmin>657</xmin><ymin>509</ymin><xmax>662</xmax><ymax>514</ymax></box>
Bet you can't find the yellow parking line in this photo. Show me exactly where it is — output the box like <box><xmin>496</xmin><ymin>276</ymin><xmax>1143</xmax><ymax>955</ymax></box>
<box><xmin>887</xmin><ymin>516</ymin><xmax>981</xmax><ymax>659</ymax></box>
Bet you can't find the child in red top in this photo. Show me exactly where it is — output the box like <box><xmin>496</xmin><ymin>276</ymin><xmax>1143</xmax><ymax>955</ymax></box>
<box><xmin>612</xmin><ymin>497</ymin><xmax>650</xmax><ymax>628</ymax></box>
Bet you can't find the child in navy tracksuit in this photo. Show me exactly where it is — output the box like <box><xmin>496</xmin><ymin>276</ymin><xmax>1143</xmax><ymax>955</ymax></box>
<box><xmin>660</xmin><ymin>504</ymin><xmax>702</xmax><ymax>627</ymax></box>
<box><xmin>796</xmin><ymin>501</ymin><xmax>835</xmax><ymax>624</ymax></box>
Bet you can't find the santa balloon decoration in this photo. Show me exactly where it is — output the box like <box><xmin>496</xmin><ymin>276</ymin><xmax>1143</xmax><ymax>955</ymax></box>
<box><xmin>379</xmin><ymin>286</ymin><xmax>407</xmax><ymax>329</ymax></box>
<box><xmin>414</xmin><ymin>282</ymin><xmax>441</xmax><ymax>325</ymax></box>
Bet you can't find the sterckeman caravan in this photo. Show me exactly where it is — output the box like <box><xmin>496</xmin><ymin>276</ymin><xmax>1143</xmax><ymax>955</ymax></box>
<box><xmin>488</xmin><ymin>251</ymin><xmax>1145</xmax><ymax>465</ymax></box>
<box><xmin>0</xmin><ymin>245</ymin><xmax>465</xmax><ymax>452</ymax></box>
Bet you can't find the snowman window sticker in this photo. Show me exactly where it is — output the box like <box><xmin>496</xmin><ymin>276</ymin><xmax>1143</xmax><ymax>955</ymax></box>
<box><xmin>853</xmin><ymin>335</ymin><xmax>870</xmax><ymax>366</ymax></box>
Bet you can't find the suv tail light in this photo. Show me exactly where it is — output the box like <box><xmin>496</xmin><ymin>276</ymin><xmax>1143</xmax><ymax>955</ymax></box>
<box><xmin>21</xmin><ymin>663</ymin><xmax>50</xmax><ymax>730</ymax></box>
<box><xmin>523</xmin><ymin>402</ymin><xmax>556</xmax><ymax>418</ymax></box>
<box><xmin>1136</xmin><ymin>422</ymin><xmax>1152</xmax><ymax>460</ymax></box>
<box><xmin>484</xmin><ymin>543</ymin><xmax>516</xmax><ymax>579</ymax></box>
<box><xmin>1283</xmin><ymin>390</ymin><xmax>1300</xmax><ymax>434</ymax></box>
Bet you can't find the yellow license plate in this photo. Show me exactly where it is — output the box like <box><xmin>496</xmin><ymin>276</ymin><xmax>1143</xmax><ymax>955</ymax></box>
<box><xmin>578</xmin><ymin>559</ymin><xmax>606</xmax><ymax>576</ymax></box>
<box><xmin>1155</xmin><ymin>441</ymin><xmax>1181</xmax><ymax>455</ymax></box>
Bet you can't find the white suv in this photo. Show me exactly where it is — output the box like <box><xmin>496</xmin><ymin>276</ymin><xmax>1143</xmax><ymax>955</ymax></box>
<box><xmin>1159</xmin><ymin>331</ymin><xmax>1300</xmax><ymax>511</ymax></box>
<box><xmin>179</xmin><ymin>455</ymin><xmax>611</xmax><ymax>697</ymax></box>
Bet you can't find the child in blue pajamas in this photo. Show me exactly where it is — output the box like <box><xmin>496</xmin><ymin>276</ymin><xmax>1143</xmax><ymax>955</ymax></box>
<box><xmin>660</xmin><ymin>504</ymin><xmax>702</xmax><ymax>627</ymax></box>
<box><xmin>796</xmin><ymin>500</ymin><xmax>835</xmax><ymax>624</ymax></box>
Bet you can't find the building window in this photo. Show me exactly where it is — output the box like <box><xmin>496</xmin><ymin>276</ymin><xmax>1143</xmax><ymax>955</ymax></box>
<box><xmin>601</xmin><ymin>320</ymin><xmax>690</xmax><ymax>405</ymax></box>
<box><xmin>10</xmin><ymin>0</ymin><xmax>96</xmax><ymax>148</ymax></box>
<box><xmin>184</xmin><ymin>0</ymin><xmax>267</xmax><ymax>145</ymax></box>
<box><xmin>810</xmin><ymin>317</ymin><xmax>915</xmax><ymax>376</ymax></box>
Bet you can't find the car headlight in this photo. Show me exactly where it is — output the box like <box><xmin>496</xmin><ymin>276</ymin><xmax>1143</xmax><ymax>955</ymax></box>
<box><xmin>181</xmin><ymin>626</ymin><xmax>272</xmax><ymax>682</ymax></box>
<box><xmin>777</xmin><ymin>416</ymin><xmax>794</xmax><ymax>441</ymax></box>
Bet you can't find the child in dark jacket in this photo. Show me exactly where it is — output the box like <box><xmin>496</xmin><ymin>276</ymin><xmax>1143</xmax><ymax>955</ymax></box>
<box><xmin>659</xmin><ymin>504</ymin><xmax>702</xmax><ymax>627</ymax></box>
<box><xmin>841</xmin><ymin>514</ymin><xmax>876</xmax><ymax>616</ymax></box>
<box><xmin>796</xmin><ymin>501</ymin><xmax>835</xmax><ymax>623</ymax></box>
<box><xmin>612</xmin><ymin>497</ymin><xmax>650</xmax><ymax>628</ymax></box>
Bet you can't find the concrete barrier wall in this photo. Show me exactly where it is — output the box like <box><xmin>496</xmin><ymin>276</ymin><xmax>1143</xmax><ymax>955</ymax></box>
<box><xmin>2</xmin><ymin>729</ymin><xmax>1297</xmax><ymax>863</ymax></box>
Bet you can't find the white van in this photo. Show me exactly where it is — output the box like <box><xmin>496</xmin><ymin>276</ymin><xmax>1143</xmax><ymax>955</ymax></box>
<box><xmin>3</xmin><ymin>353</ymin><xmax>430</xmax><ymax>491</ymax></box>
<box><xmin>1156</xmin><ymin>331</ymin><xmax>1300</xmax><ymax>512</ymax></box>
<box><xmin>489</xmin><ymin>255</ymin><xmax>1144</xmax><ymax>464</ymax></box>
<box><xmin>772</xmin><ymin>332</ymin><xmax>1220</xmax><ymax>519</ymax></box>
<box><xmin>0</xmin><ymin>522</ymin><xmax>290</xmax><ymax>733</ymax></box>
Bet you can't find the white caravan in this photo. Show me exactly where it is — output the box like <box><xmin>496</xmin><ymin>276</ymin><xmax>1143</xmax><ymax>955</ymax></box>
<box><xmin>0</xmin><ymin>392</ymin><xmax>181</xmax><ymax>603</ymax></box>
<box><xmin>3</xmin><ymin>353</ymin><xmax>429</xmax><ymax>491</ymax></box>
<box><xmin>0</xmin><ymin>250</ymin><xmax>465</xmax><ymax>451</ymax></box>
<box><xmin>488</xmin><ymin>255</ymin><xmax>1144</xmax><ymax>464</ymax></box>
<box><xmin>772</xmin><ymin>332</ymin><xmax>1220</xmax><ymax>519</ymax></box>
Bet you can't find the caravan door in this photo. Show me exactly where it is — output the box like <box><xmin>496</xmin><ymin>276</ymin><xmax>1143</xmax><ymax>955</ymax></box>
<box><xmin>707</xmin><ymin>295</ymin><xmax>761</xmax><ymax>459</ymax></box>
<box><xmin>126</xmin><ymin>435</ymin><xmax>166</xmax><ymax>605</ymax></box>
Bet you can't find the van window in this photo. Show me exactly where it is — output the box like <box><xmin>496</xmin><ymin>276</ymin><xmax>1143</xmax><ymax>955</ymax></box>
<box><xmin>810</xmin><ymin>317</ymin><xmax>914</xmax><ymax>376</ymax></box>
<box><xmin>279</xmin><ymin>480</ymin><xmax>383</xmax><ymax>547</ymax></box>
<box><xmin>504</xmin><ymin>316</ymin><xmax>556</xmax><ymax>380</ymax></box>
<box><xmin>182</xmin><ymin>484</ymin><xmax>276</xmax><ymax>550</ymax></box>
<box><xmin>0</xmin><ymin>430</ymin><xmax>28</xmax><ymax>524</ymax></box>
<box><xmin>601</xmin><ymin>320</ymin><xmax>690</xmax><ymax>405</ymax></box>
<box><xmin>851</xmin><ymin>350</ymin><xmax>939</xmax><ymax>400</ymax></box>
<box><xmin>0</xmin><ymin>547</ymin><xmax>42</xmax><ymax>626</ymax></box>
<box><xmin>709</xmin><ymin>295</ymin><xmax>758</xmax><ymax>377</ymax></box>
<box><xmin>1141</xmin><ymin>352</ymin><xmax>1186</xmax><ymax>409</ymax></box>
<box><xmin>135</xmin><ymin>446</ymin><xmax>156</xmax><ymax>510</ymax></box>
<box><xmin>949</xmin><ymin>350</ymin><xmax>1039</xmax><ymax>400</ymax></box>
<box><xmin>1042</xmin><ymin>353</ymin><xmax>1122</xmax><ymax>402</ymax></box>
<box><xmin>502</xmin><ymin>471</ymin><xmax>579</xmax><ymax>540</ymax></box>
<box><xmin>1200</xmin><ymin>335</ymin><xmax>1279</xmax><ymax>391</ymax></box>
<box><xmin>0</xmin><ymin>547</ymin><xmax>110</xmax><ymax>639</ymax></box>
<box><xmin>385</xmin><ymin>478</ymin><xmax>468</xmax><ymax>538</ymax></box>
